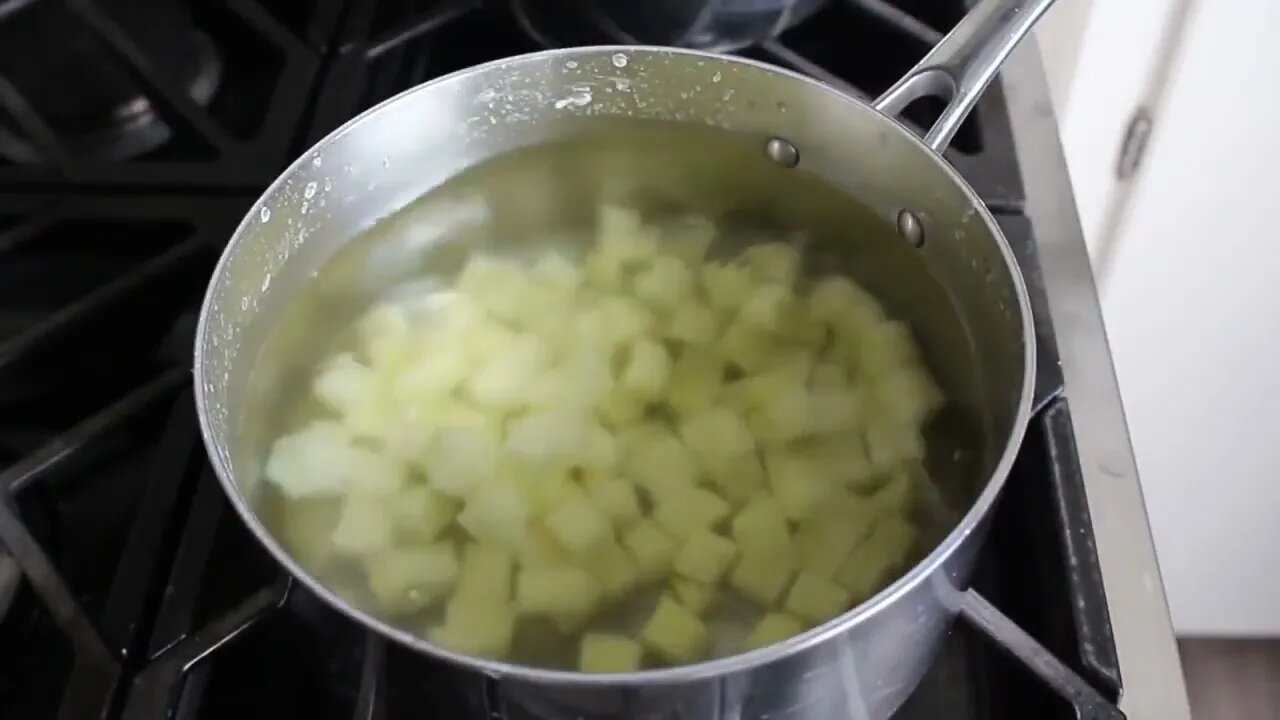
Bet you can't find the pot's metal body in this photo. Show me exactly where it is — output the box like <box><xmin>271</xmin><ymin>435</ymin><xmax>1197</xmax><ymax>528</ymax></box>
<box><xmin>195</xmin><ymin>1</ymin><xmax>1050</xmax><ymax>717</ymax></box>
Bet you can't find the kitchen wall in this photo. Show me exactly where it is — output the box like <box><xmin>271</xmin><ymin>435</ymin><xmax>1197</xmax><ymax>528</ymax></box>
<box><xmin>1043</xmin><ymin>0</ymin><xmax>1280</xmax><ymax>636</ymax></box>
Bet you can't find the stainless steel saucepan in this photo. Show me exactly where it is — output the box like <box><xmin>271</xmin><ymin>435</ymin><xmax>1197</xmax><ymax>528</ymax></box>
<box><xmin>195</xmin><ymin>1</ymin><xmax>1052</xmax><ymax>718</ymax></box>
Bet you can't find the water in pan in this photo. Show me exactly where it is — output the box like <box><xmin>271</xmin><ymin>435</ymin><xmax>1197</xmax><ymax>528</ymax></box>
<box><xmin>237</xmin><ymin>119</ymin><xmax>986</xmax><ymax>670</ymax></box>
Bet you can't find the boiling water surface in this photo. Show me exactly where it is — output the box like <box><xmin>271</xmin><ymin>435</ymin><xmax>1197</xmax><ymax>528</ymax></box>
<box><xmin>241</xmin><ymin>119</ymin><xmax>987</xmax><ymax>669</ymax></box>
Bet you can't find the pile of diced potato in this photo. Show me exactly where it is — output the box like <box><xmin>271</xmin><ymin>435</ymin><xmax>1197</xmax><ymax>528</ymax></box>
<box><xmin>263</xmin><ymin>205</ymin><xmax>941</xmax><ymax>671</ymax></box>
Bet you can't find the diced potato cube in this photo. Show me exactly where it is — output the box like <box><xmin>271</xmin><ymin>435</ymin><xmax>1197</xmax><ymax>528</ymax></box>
<box><xmin>743</xmin><ymin>612</ymin><xmax>805</xmax><ymax>650</ymax></box>
<box><xmin>717</xmin><ymin>320</ymin><xmax>773</xmax><ymax>372</ymax></box>
<box><xmin>863</xmin><ymin>421</ymin><xmax>926</xmax><ymax>473</ymax></box>
<box><xmin>314</xmin><ymin>353</ymin><xmax>383</xmax><ymax>424</ymax></box>
<box><xmin>702</xmin><ymin>261</ymin><xmax>754</xmax><ymax>312</ymax></box>
<box><xmin>666</xmin><ymin>348</ymin><xmax>724</xmax><ymax>416</ymax></box>
<box><xmin>264</xmin><ymin>421</ymin><xmax>355</xmax><ymax>498</ymax></box>
<box><xmin>544</xmin><ymin>488</ymin><xmax>614</xmax><ymax>557</ymax></box>
<box><xmin>393</xmin><ymin>343</ymin><xmax>468</xmax><ymax>401</ymax></box>
<box><xmin>793</xmin><ymin>494</ymin><xmax>876</xmax><ymax>578</ymax></box>
<box><xmin>428</xmin><ymin>292</ymin><xmax>490</xmax><ymax>338</ymax></box>
<box><xmin>870</xmin><ymin>469</ymin><xmax>917</xmax><ymax>519</ymax></box>
<box><xmin>806</xmin><ymin>388</ymin><xmax>864</xmax><ymax>436</ymax></box>
<box><xmin>365</xmin><ymin>543</ymin><xmax>458</xmax><ymax>614</ymax></box>
<box><xmin>381</xmin><ymin>410</ymin><xmax>439</xmax><ymax>465</ymax></box>
<box><xmin>747</xmin><ymin>387</ymin><xmax>810</xmax><ymax>443</ymax></box>
<box><xmin>456</xmin><ymin>255</ymin><xmax>533</xmax><ymax>323</ymax></box>
<box><xmin>425</xmin><ymin>425</ymin><xmax>500</xmax><ymax>498</ymax></box>
<box><xmin>665</xmin><ymin>301</ymin><xmax>717</xmax><ymax>345</ymax></box>
<box><xmin>680</xmin><ymin>407</ymin><xmax>755</xmax><ymax>476</ymax></box>
<box><xmin>392</xmin><ymin>485</ymin><xmax>459</xmax><ymax>543</ymax></box>
<box><xmin>835</xmin><ymin>517</ymin><xmax>918</xmax><ymax>602</ymax></box>
<box><xmin>739</xmin><ymin>359</ymin><xmax>811</xmax><ymax>407</ymax></box>
<box><xmin>834</xmin><ymin>547</ymin><xmax>893</xmax><ymax>603</ymax></box>
<box><xmin>811</xmin><ymin>436</ymin><xmax>876</xmax><ymax>491</ymax></box>
<box><xmin>808</xmin><ymin>276</ymin><xmax>885</xmax><ymax>329</ymax></box>
<box><xmin>809</xmin><ymin>361</ymin><xmax>847</xmax><ymax>391</ymax></box>
<box><xmin>506</xmin><ymin>409</ymin><xmax>589</xmax><ymax>465</ymax></box>
<box><xmin>585</xmin><ymin>539</ymin><xmax>643</xmax><ymax>598</ymax></box>
<box><xmin>520</xmin><ymin>523</ymin><xmax>573</xmax><ymax>568</ymax></box>
<box><xmin>731</xmin><ymin>495</ymin><xmax>794</xmax><ymax>562</ymax></box>
<box><xmin>672</xmin><ymin>577</ymin><xmax>718</xmax><ymax>615</ymax></box>
<box><xmin>738</xmin><ymin>283</ymin><xmax>791</xmax><ymax>332</ymax></box>
<box><xmin>622</xmin><ymin>520</ymin><xmax>678</xmax><ymax>579</ymax></box>
<box><xmin>455</xmin><ymin>542</ymin><xmax>514</xmax><ymax>602</ymax></box>
<box><xmin>730</xmin><ymin>552</ymin><xmax>795</xmax><ymax>607</ymax></box>
<box><xmin>874</xmin><ymin>514</ymin><xmax>918</xmax><ymax>562</ymax></box>
<box><xmin>665</xmin><ymin>214</ymin><xmax>716</xmax><ymax>265</ymax></box>
<box><xmin>332</xmin><ymin>493</ymin><xmax>393</xmax><ymax>556</ymax></box>
<box><xmin>465</xmin><ymin>332</ymin><xmax>551</xmax><ymax>409</ymax></box>
<box><xmin>784</xmin><ymin>570</ymin><xmax>851</xmax><ymax>624</ymax></box>
<box><xmin>599</xmin><ymin>388</ymin><xmax>647</xmax><ymax>428</ymax></box>
<box><xmin>672</xmin><ymin>529</ymin><xmax>737</xmax><ymax>584</ymax></box>
<box><xmin>743</xmin><ymin>242</ymin><xmax>802</xmax><ymax>286</ymax></box>
<box><xmin>621</xmin><ymin>429</ymin><xmax>699</xmax><ymax>497</ymax></box>
<box><xmin>621</xmin><ymin>338</ymin><xmax>671</xmax><ymax>399</ymax></box>
<box><xmin>356</xmin><ymin>304</ymin><xmax>414</xmax><ymax>372</ymax></box>
<box><xmin>529</xmin><ymin>350</ymin><xmax>612</xmax><ymax>411</ymax></box>
<box><xmin>765</xmin><ymin>448</ymin><xmax>836</xmax><ymax>520</ymax></box>
<box><xmin>280</xmin><ymin>498</ymin><xmax>341</xmax><ymax>570</ymax></box>
<box><xmin>551</xmin><ymin>609</ymin><xmax>593</xmax><ymax>636</ymax></box>
<box><xmin>596</xmin><ymin>295</ymin><xmax>657</xmax><ymax>349</ymax></box>
<box><xmin>778</xmin><ymin>302</ymin><xmax>826</xmax><ymax>349</ymax></box>
<box><xmin>459</xmin><ymin>318</ymin><xmax>519</xmax><ymax>362</ymax></box>
<box><xmin>653</xmin><ymin>488</ymin><xmax>731</xmax><ymax>540</ymax></box>
<box><xmin>585</xmin><ymin>248</ymin><xmax>625</xmax><ymax>290</ymax></box>
<box><xmin>597</xmin><ymin>205</ymin><xmax>657</xmax><ymax>265</ymax></box>
<box><xmin>511</xmin><ymin>464</ymin><xmax>576</xmax><ymax>518</ymax></box>
<box><xmin>869</xmin><ymin>365</ymin><xmax>944</xmax><ymax>428</ymax></box>
<box><xmin>432</xmin><ymin>597</ymin><xmax>515</xmax><ymax>659</ymax></box>
<box><xmin>707</xmin><ymin>452</ymin><xmax>767</xmax><ymax>508</ymax></box>
<box><xmin>579</xmin><ymin>633</ymin><xmax>644</xmax><ymax>673</ymax></box>
<box><xmin>457</xmin><ymin>482</ymin><xmax>528</xmax><ymax>551</ymax></box>
<box><xmin>641</xmin><ymin>595</ymin><xmax>709</xmax><ymax>663</ymax></box>
<box><xmin>516</xmin><ymin>566</ymin><xmax>603</xmax><ymax>617</ymax></box>
<box><xmin>634</xmin><ymin>255</ymin><xmax>694</xmax><ymax>311</ymax></box>
<box><xmin>579</xmin><ymin>421</ymin><xmax>619</xmax><ymax>475</ymax></box>
<box><xmin>530</xmin><ymin>252</ymin><xmax>584</xmax><ymax>295</ymax></box>
<box><xmin>859</xmin><ymin>320</ymin><xmax>923</xmax><ymax>373</ymax></box>
<box><xmin>347</xmin><ymin>447</ymin><xmax>409</xmax><ymax>496</ymax></box>
<box><xmin>583</xmin><ymin>475</ymin><xmax>641</xmax><ymax>526</ymax></box>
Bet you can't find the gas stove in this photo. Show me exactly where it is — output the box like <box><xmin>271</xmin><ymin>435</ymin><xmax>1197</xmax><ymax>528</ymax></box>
<box><xmin>0</xmin><ymin>2</ymin><xmax>1134</xmax><ymax>719</ymax></box>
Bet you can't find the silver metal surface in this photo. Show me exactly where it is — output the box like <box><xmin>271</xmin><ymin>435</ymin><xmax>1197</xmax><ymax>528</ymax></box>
<box><xmin>195</xmin><ymin>7</ymin><xmax>1047</xmax><ymax>714</ymax></box>
<box><xmin>764</xmin><ymin>135</ymin><xmax>799</xmax><ymax>167</ymax></box>
<box><xmin>896</xmin><ymin>209</ymin><xmax>925</xmax><ymax>248</ymax></box>
<box><xmin>1000</xmin><ymin>37</ymin><xmax>1192</xmax><ymax>720</ymax></box>
<box><xmin>875</xmin><ymin>0</ymin><xmax>1055</xmax><ymax>153</ymax></box>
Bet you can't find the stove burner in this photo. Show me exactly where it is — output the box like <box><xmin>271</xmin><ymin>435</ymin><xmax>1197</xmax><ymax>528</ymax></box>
<box><xmin>0</xmin><ymin>0</ymin><xmax>223</xmax><ymax>164</ymax></box>
<box><xmin>504</xmin><ymin>0</ymin><xmax>824</xmax><ymax>51</ymax></box>
<box><xmin>508</xmin><ymin>0</ymin><xmax>616</xmax><ymax>48</ymax></box>
<box><xmin>509</xmin><ymin>0</ymin><xmax>824</xmax><ymax>51</ymax></box>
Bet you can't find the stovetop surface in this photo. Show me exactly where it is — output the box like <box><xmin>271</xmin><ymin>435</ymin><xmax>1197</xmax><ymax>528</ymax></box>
<box><xmin>0</xmin><ymin>2</ymin><xmax>1121</xmax><ymax>719</ymax></box>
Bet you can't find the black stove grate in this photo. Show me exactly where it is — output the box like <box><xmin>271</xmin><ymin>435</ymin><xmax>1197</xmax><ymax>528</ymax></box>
<box><xmin>0</xmin><ymin>1</ymin><xmax>340</xmax><ymax>191</ymax></box>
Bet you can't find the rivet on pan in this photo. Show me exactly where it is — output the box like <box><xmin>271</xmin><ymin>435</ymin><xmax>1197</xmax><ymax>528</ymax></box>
<box><xmin>765</xmin><ymin>136</ymin><xmax>799</xmax><ymax>168</ymax></box>
<box><xmin>897</xmin><ymin>209</ymin><xmax>925</xmax><ymax>248</ymax></box>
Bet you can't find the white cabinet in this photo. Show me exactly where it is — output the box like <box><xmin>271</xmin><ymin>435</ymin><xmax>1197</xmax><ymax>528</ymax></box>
<box><xmin>1054</xmin><ymin>0</ymin><xmax>1280</xmax><ymax>635</ymax></box>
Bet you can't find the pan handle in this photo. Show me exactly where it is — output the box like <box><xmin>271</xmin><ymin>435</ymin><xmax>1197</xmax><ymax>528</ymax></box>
<box><xmin>873</xmin><ymin>0</ymin><xmax>1056</xmax><ymax>154</ymax></box>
